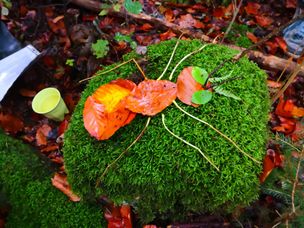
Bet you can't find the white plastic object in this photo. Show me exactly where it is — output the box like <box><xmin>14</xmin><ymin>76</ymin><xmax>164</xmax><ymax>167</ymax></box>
<box><xmin>0</xmin><ymin>45</ymin><xmax>40</xmax><ymax>102</ymax></box>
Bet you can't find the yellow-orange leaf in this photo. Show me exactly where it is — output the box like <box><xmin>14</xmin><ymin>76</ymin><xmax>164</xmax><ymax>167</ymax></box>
<box><xmin>125</xmin><ymin>80</ymin><xmax>177</xmax><ymax>116</ymax></box>
<box><xmin>176</xmin><ymin>66</ymin><xmax>202</xmax><ymax>107</ymax></box>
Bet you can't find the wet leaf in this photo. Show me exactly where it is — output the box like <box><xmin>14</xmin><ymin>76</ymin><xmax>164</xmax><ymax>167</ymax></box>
<box><xmin>192</xmin><ymin>90</ymin><xmax>213</xmax><ymax>105</ymax></box>
<box><xmin>124</xmin><ymin>0</ymin><xmax>142</xmax><ymax>15</ymax></box>
<box><xmin>36</xmin><ymin>124</ymin><xmax>52</xmax><ymax>146</ymax></box>
<box><xmin>177</xmin><ymin>66</ymin><xmax>202</xmax><ymax>107</ymax></box>
<box><xmin>275</xmin><ymin>97</ymin><xmax>304</xmax><ymax>118</ymax></box>
<box><xmin>255</xmin><ymin>15</ymin><xmax>273</xmax><ymax>27</ymax></box>
<box><xmin>160</xmin><ymin>29</ymin><xmax>176</xmax><ymax>41</ymax></box>
<box><xmin>275</xmin><ymin>37</ymin><xmax>287</xmax><ymax>52</ymax></box>
<box><xmin>260</xmin><ymin>148</ymin><xmax>284</xmax><ymax>183</ymax></box>
<box><xmin>178</xmin><ymin>14</ymin><xmax>204</xmax><ymax>29</ymax></box>
<box><xmin>244</xmin><ymin>2</ymin><xmax>261</xmax><ymax>15</ymax></box>
<box><xmin>125</xmin><ymin>80</ymin><xmax>177</xmax><ymax>116</ymax></box>
<box><xmin>0</xmin><ymin>113</ymin><xmax>24</xmax><ymax>134</ymax></box>
<box><xmin>246</xmin><ymin>32</ymin><xmax>258</xmax><ymax>43</ymax></box>
<box><xmin>51</xmin><ymin>173</ymin><xmax>81</xmax><ymax>202</ymax></box>
<box><xmin>83</xmin><ymin>80</ymin><xmax>136</xmax><ymax>140</ymax></box>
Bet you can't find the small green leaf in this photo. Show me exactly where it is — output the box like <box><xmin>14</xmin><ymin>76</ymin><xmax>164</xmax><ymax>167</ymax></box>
<box><xmin>114</xmin><ymin>33</ymin><xmax>132</xmax><ymax>43</ymax></box>
<box><xmin>191</xmin><ymin>90</ymin><xmax>213</xmax><ymax>105</ymax></box>
<box><xmin>99</xmin><ymin>9</ymin><xmax>108</xmax><ymax>16</ymax></box>
<box><xmin>113</xmin><ymin>4</ymin><xmax>121</xmax><ymax>12</ymax></box>
<box><xmin>124</xmin><ymin>0</ymin><xmax>142</xmax><ymax>14</ymax></box>
<box><xmin>192</xmin><ymin>67</ymin><xmax>208</xmax><ymax>85</ymax></box>
<box><xmin>91</xmin><ymin>39</ymin><xmax>109</xmax><ymax>59</ymax></box>
<box><xmin>65</xmin><ymin>59</ymin><xmax>74</xmax><ymax>67</ymax></box>
<box><xmin>214</xmin><ymin>86</ymin><xmax>241</xmax><ymax>100</ymax></box>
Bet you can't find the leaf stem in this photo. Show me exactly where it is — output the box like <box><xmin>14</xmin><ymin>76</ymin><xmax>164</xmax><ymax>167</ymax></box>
<box><xmin>169</xmin><ymin>44</ymin><xmax>207</xmax><ymax>81</ymax></box>
<box><xmin>97</xmin><ymin>117</ymin><xmax>151</xmax><ymax>185</ymax></box>
<box><xmin>161</xmin><ymin>114</ymin><xmax>219</xmax><ymax>172</ymax></box>
<box><xmin>173</xmin><ymin>101</ymin><xmax>261</xmax><ymax>164</ymax></box>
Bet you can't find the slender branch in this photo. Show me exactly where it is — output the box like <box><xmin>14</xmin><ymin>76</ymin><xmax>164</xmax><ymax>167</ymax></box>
<box><xmin>157</xmin><ymin>35</ymin><xmax>182</xmax><ymax>81</ymax></box>
<box><xmin>275</xmin><ymin>134</ymin><xmax>301</xmax><ymax>152</ymax></box>
<box><xmin>173</xmin><ymin>101</ymin><xmax>261</xmax><ymax>164</ymax></box>
<box><xmin>97</xmin><ymin>117</ymin><xmax>151</xmax><ymax>184</ymax></box>
<box><xmin>161</xmin><ymin>114</ymin><xmax>219</xmax><ymax>171</ymax></box>
<box><xmin>168</xmin><ymin>44</ymin><xmax>208</xmax><ymax>80</ymax></box>
<box><xmin>132</xmin><ymin>58</ymin><xmax>147</xmax><ymax>80</ymax></box>
<box><xmin>291</xmin><ymin>149</ymin><xmax>303</xmax><ymax>214</ymax></box>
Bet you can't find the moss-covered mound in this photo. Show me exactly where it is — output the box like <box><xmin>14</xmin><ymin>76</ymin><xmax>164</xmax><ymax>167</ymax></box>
<box><xmin>64</xmin><ymin>39</ymin><xmax>269</xmax><ymax>222</ymax></box>
<box><xmin>0</xmin><ymin>131</ymin><xmax>104</xmax><ymax>227</ymax></box>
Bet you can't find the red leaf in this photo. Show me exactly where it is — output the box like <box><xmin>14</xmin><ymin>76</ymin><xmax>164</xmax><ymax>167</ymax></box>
<box><xmin>273</xmin><ymin>116</ymin><xmax>296</xmax><ymax>134</ymax></box>
<box><xmin>125</xmin><ymin>80</ymin><xmax>177</xmax><ymax>116</ymax></box>
<box><xmin>267</xmin><ymin>80</ymin><xmax>282</xmax><ymax>88</ymax></box>
<box><xmin>275</xmin><ymin>37</ymin><xmax>288</xmax><ymax>52</ymax></box>
<box><xmin>291</xmin><ymin>121</ymin><xmax>304</xmax><ymax>141</ymax></box>
<box><xmin>246</xmin><ymin>32</ymin><xmax>258</xmax><ymax>43</ymax></box>
<box><xmin>178</xmin><ymin>14</ymin><xmax>203</xmax><ymax>29</ymax></box>
<box><xmin>213</xmin><ymin>7</ymin><xmax>225</xmax><ymax>18</ymax></box>
<box><xmin>164</xmin><ymin>9</ymin><xmax>175</xmax><ymax>22</ymax></box>
<box><xmin>244</xmin><ymin>2</ymin><xmax>261</xmax><ymax>15</ymax></box>
<box><xmin>275</xmin><ymin>97</ymin><xmax>304</xmax><ymax>118</ymax></box>
<box><xmin>160</xmin><ymin>29</ymin><xmax>177</xmax><ymax>41</ymax></box>
<box><xmin>176</xmin><ymin>67</ymin><xmax>202</xmax><ymax>107</ymax></box>
<box><xmin>51</xmin><ymin>173</ymin><xmax>81</xmax><ymax>202</ymax></box>
<box><xmin>265</xmin><ymin>41</ymin><xmax>278</xmax><ymax>55</ymax></box>
<box><xmin>19</xmin><ymin>88</ymin><xmax>37</xmax><ymax>97</ymax></box>
<box><xmin>36</xmin><ymin>124</ymin><xmax>52</xmax><ymax>146</ymax></box>
<box><xmin>255</xmin><ymin>15</ymin><xmax>273</xmax><ymax>27</ymax></box>
<box><xmin>286</xmin><ymin>0</ymin><xmax>297</xmax><ymax>8</ymax></box>
<box><xmin>138</xmin><ymin>23</ymin><xmax>153</xmax><ymax>31</ymax></box>
<box><xmin>0</xmin><ymin>113</ymin><xmax>24</xmax><ymax>134</ymax></box>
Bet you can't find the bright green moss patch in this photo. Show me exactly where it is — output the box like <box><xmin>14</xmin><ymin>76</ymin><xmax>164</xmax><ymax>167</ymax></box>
<box><xmin>64</xmin><ymin>39</ymin><xmax>269</xmax><ymax>223</ymax></box>
<box><xmin>0</xmin><ymin>131</ymin><xmax>104</xmax><ymax>227</ymax></box>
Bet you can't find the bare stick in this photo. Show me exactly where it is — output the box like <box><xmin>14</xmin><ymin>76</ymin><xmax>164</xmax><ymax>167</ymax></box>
<box><xmin>97</xmin><ymin>117</ymin><xmax>151</xmax><ymax>183</ymax></box>
<box><xmin>157</xmin><ymin>34</ymin><xmax>183</xmax><ymax>81</ymax></box>
<box><xmin>291</xmin><ymin>149</ymin><xmax>303</xmax><ymax>214</ymax></box>
<box><xmin>132</xmin><ymin>59</ymin><xmax>147</xmax><ymax>80</ymax></box>
<box><xmin>161</xmin><ymin>114</ymin><xmax>219</xmax><ymax>171</ymax></box>
<box><xmin>173</xmin><ymin>101</ymin><xmax>261</xmax><ymax>164</ymax></box>
<box><xmin>221</xmin><ymin>0</ymin><xmax>243</xmax><ymax>43</ymax></box>
<box><xmin>169</xmin><ymin>44</ymin><xmax>208</xmax><ymax>81</ymax></box>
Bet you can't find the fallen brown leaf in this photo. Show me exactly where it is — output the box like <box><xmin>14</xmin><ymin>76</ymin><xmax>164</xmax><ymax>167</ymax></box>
<box><xmin>36</xmin><ymin>124</ymin><xmax>51</xmax><ymax>146</ymax></box>
<box><xmin>0</xmin><ymin>113</ymin><xmax>24</xmax><ymax>134</ymax></box>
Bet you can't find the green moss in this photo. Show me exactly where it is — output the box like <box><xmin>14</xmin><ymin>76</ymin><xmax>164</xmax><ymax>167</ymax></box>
<box><xmin>64</xmin><ymin>39</ymin><xmax>270</xmax><ymax>223</ymax></box>
<box><xmin>0</xmin><ymin>131</ymin><xmax>104</xmax><ymax>227</ymax></box>
<box><xmin>225</xmin><ymin>23</ymin><xmax>253</xmax><ymax>48</ymax></box>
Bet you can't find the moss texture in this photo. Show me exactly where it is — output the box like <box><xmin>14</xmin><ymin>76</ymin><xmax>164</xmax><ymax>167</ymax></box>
<box><xmin>64</xmin><ymin>39</ymin><xmax>270</xmax><ymax>222</ymax></box>
<box><xmin>0</xmin><ymin>131</ymin><xmax>104</xmax><ymax>227</ymax></box>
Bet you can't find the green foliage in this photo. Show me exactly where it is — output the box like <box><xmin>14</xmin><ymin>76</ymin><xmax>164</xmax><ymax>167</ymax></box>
<box><xmin>0</xmin><ymin>131</ymin><xmax>104</xmax><ymax>227</ymax></box>
<box><xmin>192</xmin><ymin>66</ymin><xmax>208</xmax><ymax>85</ymax></box>
<box><xmin>192</xmin><ymin>90</ymin><xmax>213</xmax><ymax>104</ymax></box>
<box><xmin>225</xmin><ymin>23</ymin><xmax>253</xmax><ymax>48</ymax></box>
<box><xmin>124</xmin><ymin>0</ymin><xmax>142</xmax><ymax>14</ymax></box>
<box><xmin>114</xmin><ymin>32</ymin><xmax>137</xmax><ymax>49</ymax></box>
<box><xmin>63</xmin><ymin>39</ymin><xmax>269</xmax><ymax>223</ymax></box>
<box><xmin>92</xmin><ymin>39</ymin><xmax>109</xmax><ymax>59</ymax></box>
<box><xmin>65</xmin><ymin>59</ymin><xmax>74</xmax><ymax>67</ymax></box>
<box><xmin>214</xmin><ymin>85</ymin><xmax>241</xmax><ymax>100</ymax></box>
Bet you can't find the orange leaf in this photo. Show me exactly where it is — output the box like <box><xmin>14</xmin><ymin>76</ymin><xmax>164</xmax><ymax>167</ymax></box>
<box><xmin>260</xmin><ymin>148</ymin><xmax>284</xmax><ymax>183</ymax></box>
<box><xmin>0</xmin><ymin>113</ymin><xmax>24</xmax><ymax>134</ymax></box>
<box><xmin>246</xmin><ymin>32</ymin><xmax>258</xmax><ymax>43</ymax></box>
<box><xmin>244</xmin><ymin>2</ymin><xmax>260</xmax><ymax>15</ymax></box>
<box><xmin>125</xmin><ymin>80</ymin><xmax>177</xmax><ymax>116</ymax></box>
<box><xmin>138</xmin><ymin>23</ymin><xmax>153</xmax><ymax>31</ymax></box>
<box><xmin>160</xmin><ymin>29</ymin><xmax>177</xmax><ymax>41</ymax></box>
<box><xmin>36</xmin><ymin>124</ymin><xmax>52</xmax><ymax>146</ymax></box>
<box><xmin>275</xmin><ymin>97</ymin><xmax>304</xmax><ymax>118</ymax></box>
<box><xmin>286</xmin><ymin>0</ymin><xmax>297</xmax><ymax>8</ymax></box>
<box><xmin>83</xmin><ymin>96</ymin><xmax>106</xmax><ymax>140</ymax></box>
<box><xmin>275</xmin><ymin>37</ymin><xmax>288</xmax><ymax>52</ymax></box>
<box><xmin>255</xmin><ymin>15</ymin><xmax>273</xmax><ymax>27</ymax></box>
<box><xmin>176</xmin><ymin>66</ymin><xmax>202</xmax><ymax>107</ymax></box>
<box><xmin>83</xmin><ymin>79</ymin><xmax>137</xmax><ymax>140</ymax></box>
<box><xmin>51</xmin><ymin>173</ymin><xmax>81</xmax><ymax>202</ymax></box>
<box><xmin>267</xmin><ymin>80</ymin><xmax>282</xmax><ymax>88</ymax></box>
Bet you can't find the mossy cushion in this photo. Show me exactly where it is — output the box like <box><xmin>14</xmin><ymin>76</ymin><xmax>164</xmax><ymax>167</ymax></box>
<box><xmin>64</xmin><ymin>39</ymin><xmax>269</xmax><ymax>222</ymax></box>
<box><xmin>0</xmin><ymin>131</ymin><xmax>104</xmax><ymax>227</ymax></box>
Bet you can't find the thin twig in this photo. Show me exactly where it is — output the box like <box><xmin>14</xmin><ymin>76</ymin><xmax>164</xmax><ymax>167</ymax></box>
<box><xmin>157</xmin><ymin>35</ymin><xmax>183</xmax><ymax>81</ymax></box>
<box><xmin>291</xmin><ymin>149</ymin><xmax>303</xmax><ymax>214</ymax></box>
<box><xmin>275</xmin><ymin>134</ymin><xmax>301</xmax><ymax>152</ymax></box>
<box><xmin>97</xmin><ymin>117</ymin><xmax>151</xmax><ymax>184</ymax></box>
<box><xmin>221</xmin><ymin>0</ymin><xmax>243</xmax><ymax>43</ymax></box>
<box><xmin>173</xmin><ymin>101</ymin><xmax>261</xmax><ymax>164</ymax></box>
<box><xmin>168</xmin><ymin>44</ymin><xmax>208</xmax><ymax>81</ymax></box>
<box><xmin>161</xmin><ymin>114</ymin><xmax>219</xmax><ymax>171</ymax></box>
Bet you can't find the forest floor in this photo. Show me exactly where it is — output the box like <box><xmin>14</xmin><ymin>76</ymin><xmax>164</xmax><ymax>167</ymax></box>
<box><xmin>1</xmin><ymin>0</ymin><xmax>304</xmax><ymax>227</ymax></box>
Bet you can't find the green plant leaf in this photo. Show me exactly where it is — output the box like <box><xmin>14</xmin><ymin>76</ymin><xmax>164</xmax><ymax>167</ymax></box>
<box><xmin>124</xmin><ymin>0</ymin><xmax>142</xmax><ymax>14</ymax></box>
<box><xmin>191</xmin><ymin>90</ymin><xmax>213</xmax><ymax>105</ymax></box>
<box><xmin>208</xmin><ymin>71</ymin><xmax>234</xmax><ymax>83</ymax></box>
<box><xmin>192</xmin><ymin>67</ymin><xmax>208</xmax><ymax>85</ymax></box>
<box><xmin>113</xmin><ymin>3</ymin><xmax>121</xmax><ymax>12</ymax></box>
<box><xmin>214</xmin><ymin>86</ymin><xmax>241</xmax><ymax>100</ymax></box>
<box><xmin>65</xmin><ymin>59</ymin><xmax>74</xmax><ymax>67</ymax></box>
<box><xmin>91</xmin><ymin>39</ymin><xmax>109</xmax><ymax>59</ymax></box>
<box><xmin>114</xmin><ymin>33</ymin><xmax>132</xmax><ymax>43</ymax></box>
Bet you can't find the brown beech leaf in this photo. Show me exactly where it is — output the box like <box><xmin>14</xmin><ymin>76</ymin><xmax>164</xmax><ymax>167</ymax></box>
<box><xmin>176</xmin><ymin>67</ymin><xmax>203</xmax><ymax>107</ymax></box>
<box><xmin>244</xmin><ymin>2</ymin><xmax>261</xmax><ymax>15</ymax></box>
<box><xmin>275</xmin><ymin>97</ymin><xmax>304</xmax><ymax>118</ymax></box>
<box><xmin>255</xmin><ymin>15</ymin><xmax>273</xmax><ymax>27</ymax></box>
<box><xmin>246</xmin><ymin>32</ymin><xmax>258</xmax><ymax>43</ymax></box>
<box><xmin>274</xmin><ymin>37</ymin><xmax>288</xmax><ymax>52</ymax></box>
<box><xmin>125</xmin><ymin>80</ymin><xmax>177</xmax><ymax>116</ymax></box>
<box><xmin>178</xmin><ymin>14</ymin><xmax>203</xmax><ymax>29</ymax></box>
<box><xmin>51</xmin><ymin>173</ymin><xmax>81</xmax><ymax>202</ymax></box>
<box><xmin>160</xmin><ymin>29</ymin><xmax>177</xmax><ymax>41</ymax></box>
<box><xmin>83</xmin><ymin>79</ymin><xmax>136</xmax><ymax>140</ymax></box>
<box><xmin>0</xmin><ymin>113</ymin><xmax>24</xmax><ymax>134</ymax></box>
<box><xmin>260</xmin><ymin>148</ymin><xmax>284</xmax><ymax>183</ymax></box>
<box><xmin>36</xmin><ymin>124</ymin><xmax>52</xmax><ymax>146</ymax></box>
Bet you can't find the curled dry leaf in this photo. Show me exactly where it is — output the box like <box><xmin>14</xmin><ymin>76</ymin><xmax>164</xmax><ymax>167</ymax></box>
<box><xmin>51</xmin><ymin>173</ymin><xmax>81</xmax><ymax>202</ymax></box>
<box><xmin>176</xmin><ymin>66</ymin><xmax>202</xmax><ymax>107</ymax></box>
<box><xmin>125</xmin><ymin>80</ymin><xmax>177</xmax><ymax>116</ymax></box>
<box><xmin>275</xmin><ymin>97</ymin><xmax>304</xmax><ymax>118</ymax></box>
<box><xmin>83</xmin><ymin>79</ymin><xmax>136</xmax><ymax>140</ymax></box>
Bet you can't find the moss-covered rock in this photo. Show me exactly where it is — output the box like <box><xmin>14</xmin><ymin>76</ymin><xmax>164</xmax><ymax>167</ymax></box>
<box><xmin>0</xmin><ymin>131</ymin><xmax>104</xmax><ymax>227</ymax></box>
<box><xmin>64</xmin><ymin>39</ymin><xmax>269</xmax><ymax>223</ymax></box>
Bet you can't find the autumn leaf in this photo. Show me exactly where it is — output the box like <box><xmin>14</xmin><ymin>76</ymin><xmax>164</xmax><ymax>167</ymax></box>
<box><xmin>125</xmin><ymin>80</ymin><xmax>177</xmax><ymax>116</ymax></box>
<box><xmin>83</xmin><ymin>79</ymin><xmax>136</xmax><ymax>140</ymax></box>
<box><xmin>176</xmin><ymin>66</ymin><xmax>203</xmax><ymax>107</ymax></box>
<box><xmin>178</xmin><ymin>14</ymin><xmax>204</xmax><ymax>29</ymax></box>
<box><xmin>255</xmin><ymin>15</ymin><xmax>273</xmax><ymax>27</ymax></box>
<box><xmin>36</xmin><ymin>124</ymin><xmax>52</xmax><ymax>146</ymax></box>
<box><xmin>260</xmin><ymin>148</ymin><xmax>284</xmax><ymax>183</ymax></box>
<box><xmin>275</xmin><ymin>97</ymin><xmax>304</xmax><ymax>118</ymax></box>
<box><xmin>244</xmin><ymin>2</ymin><xmax>261</xmax><ymax>15</ymax></box>
<box><xmin>275</xmin><ymin>37</ymin><xmax>287</xmax><ymax>52</ymax></box>
<box><xmin>273</xmin><ymin>116</ymin><xmax>296</xmax><ymax>134</ymax></box>
<box><xmin>51</xmin><ymin>173</ymin><xmax>81</xmax><ymax>202</ymax></box>
<box><xmin>0</xmin><ymin>113</ymin><xmax>24</xmax><ymax>134</ymax></box>
<box><xmin>160</xmin><ymin>29</ymin><xmax>176</xmax><ymax>41</ymax></box>
<box><xmin>246</xmin><ymin>32</ymin><xmax>258</xmax><ymax>43</ymax></box>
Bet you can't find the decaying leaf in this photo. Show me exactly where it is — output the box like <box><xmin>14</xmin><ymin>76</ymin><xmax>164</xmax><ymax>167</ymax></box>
<box><xmin>275</xmin><ymin>97</ymin><xmax>304</xmax><ymax>118</ymax></box>
<box><xmin>125</xmin><ymin>80</ymin><xmax>177</xmax><ymax>116</ymax></box>
<box><xmin>0</xmin><ymin>113</ymin><xmax>24</xmax><ymax>134</ymax></box>
<box><xmin>83</xmin><ymin>79</ymin><xmax>136</xmax><ymax>140</ymax></box>
<box><xmin>51</xmin><ymin>173</ymin><xmax>81</xmax><ymax>202</ymax></box>
<box><xmin>36</xmin><ymin>124</ymin><xmax>52</xmax><ymax>146</ymax></box>
<box><xmin>176</xmin><ymin>66</ymin><xmax>202</xmax><ymax>107</ymax></box>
